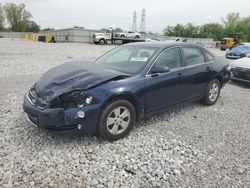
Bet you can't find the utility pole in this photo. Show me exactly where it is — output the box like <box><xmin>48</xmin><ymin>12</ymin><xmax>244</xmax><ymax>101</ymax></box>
<box><xmin>132</xmin><ymin>10</ymin><xmax>137</xmax><ymax>31</ymax></box>
<box><xmin>140</xmin><ymin>8</ymin><xmax>146</xmax><ymax>33</ymax></box>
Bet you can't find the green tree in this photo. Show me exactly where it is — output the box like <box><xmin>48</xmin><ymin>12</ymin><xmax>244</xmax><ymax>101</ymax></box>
<box><xmin>199</xmin><ymin>23</ymin><xmax>225</xmax><ymax>40</ymax></box>
<box><xmin>42</xmin><ymin>28</ymin><xmax>55</xmax><ymax>31</ymax></box>
<box><xmin>3</xmin><ymin>3</ymin><xmax>32</xmax><ymax>32</ymax></box>
<box><xmin>184</xmin><ymin>23</ymin><xmax>199</xmax><ymax>37</ymax></box>
<box><xmin>163</xmin><ymin>13</ymin><xmax>250</xmax><ymax>41</ymax></box>
<box><xmin>174</xmin><ymin>24</ymin><xmax>185</xmax><ymax>37</ymax></box>
<box><xmin>164</xmin><ymin>23</ymin><xmax>199</xmax><ymax>38</ymax></box>
<box><xmin>164</xmin><ymin>24</ymin><xmax>185</xmax><ymax>37</ymax></box>
<box><xmin>0</xmin><ymin>4</ymin><xmax>5</xmax><ymax>30</ymax></box>
<box><xmin>236</xmin><ymin>16</ymin><xmax>250</xmax><ymax>41</ymax></box>
<box><xmin>114</xmin><ymin>27</ymin><xmax>123</xmax><ymax>32</ymax></box>
<box><xmin>28</xmin><ymin>20</ymin><xmax>40</xmax><ymax>32</ymax></box>
<box><xmin>222</xmin><ymin>13</ymin><xmax>240</xmax><ymax>33</ymax></box>
<box><xmin>163</xmin><ymin>25</ymin><xmax>175</xmax><ymax>36</ymax></box>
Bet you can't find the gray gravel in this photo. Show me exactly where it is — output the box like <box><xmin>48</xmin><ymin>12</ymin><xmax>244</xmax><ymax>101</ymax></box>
<box><xmin>0</xmin><ymin>38</ymin><xmax>249</xmax><ymax>187</ymax></box>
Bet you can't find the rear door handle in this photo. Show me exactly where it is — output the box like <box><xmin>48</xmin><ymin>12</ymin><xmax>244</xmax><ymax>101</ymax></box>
<box><xmin>177</xmin><ymin>73</ymin><xmax>183</xmax><ymax>79</ymax></box>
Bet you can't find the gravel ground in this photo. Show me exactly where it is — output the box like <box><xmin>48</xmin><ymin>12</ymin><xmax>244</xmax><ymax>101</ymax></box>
<box><xmin>0</xmin><ymin>38</ymin><xmax>249</xmax><ymax>187</ymax></box>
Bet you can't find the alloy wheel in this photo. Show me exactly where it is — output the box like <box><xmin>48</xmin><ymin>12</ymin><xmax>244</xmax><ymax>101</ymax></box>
<box><xmin>106</xmin><ymin>106</ymin><xmax>131</xmax><ymax>135</ymax></box>
<box><xmin>209</xmin><ymin>83</ymin><xmax>219</xmax><ymax>102</ymax></box>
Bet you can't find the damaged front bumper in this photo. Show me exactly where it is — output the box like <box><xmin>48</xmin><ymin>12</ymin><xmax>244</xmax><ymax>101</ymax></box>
<box><xmin>22</xmin><ymin>93</ymin><xmax>100</xmax><ymax>135</ymax></box>
<box><xmin>225</xmin><ymin>55</ymin><xmax>242</xmax><ymax>59</ymax></box>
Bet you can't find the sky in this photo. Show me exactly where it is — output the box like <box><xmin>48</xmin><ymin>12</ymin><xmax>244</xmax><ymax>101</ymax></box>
<box><xmin>0</xmin><ymin>0</ymin><xmax>250</xmax><ymax>33</ymax></box>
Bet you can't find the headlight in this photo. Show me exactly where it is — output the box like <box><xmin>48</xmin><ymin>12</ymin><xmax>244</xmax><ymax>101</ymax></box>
<box><xmin>50</xmin><ymin>91</ymin><xmax>93</xmax><ymax>109</ymax></box>
<box><xmin>227</xmin><ymin>62</ymin><xmax>235</xmax><ymax>71</ymax></box>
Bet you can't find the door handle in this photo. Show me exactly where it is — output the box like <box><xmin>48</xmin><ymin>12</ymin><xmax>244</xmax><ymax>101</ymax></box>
<box><xmin>176</xmin><ymin>73</ymin><xmax>183</xmax><ymax>79</ymax></box>
<box><xmin>151</xmin><ymin>73</ymin><xmax>159</xmax><ymax>77</ymax></box>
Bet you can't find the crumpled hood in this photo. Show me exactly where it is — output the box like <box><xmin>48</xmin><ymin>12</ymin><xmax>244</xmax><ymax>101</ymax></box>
<box><xmin>233</xmin><ymin>57</ymin><xmax>250</xmax><ymax>69</ymax></box>
<box><xmin>35</xmin><ymin>61</ymin><xmax>125</xmax><ymax>102</ymax></box>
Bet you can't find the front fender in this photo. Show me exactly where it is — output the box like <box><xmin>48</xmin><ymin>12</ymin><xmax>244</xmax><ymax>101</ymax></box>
<box><xmin>102</xmin><ymin>91</ymin><xmax>144</xmax><ymax>120</ymax></box>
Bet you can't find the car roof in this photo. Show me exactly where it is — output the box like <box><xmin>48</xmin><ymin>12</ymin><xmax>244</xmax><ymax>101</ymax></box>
<box><xmin>124</xmin><ymin>42</ymin><xmax>205</xmax><ymax>49</ymax></box>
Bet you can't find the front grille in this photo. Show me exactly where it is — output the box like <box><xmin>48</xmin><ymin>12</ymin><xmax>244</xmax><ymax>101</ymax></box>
<box><xmin>231</xmin><ymin>67</ymin><xmax>250</xmax><ymax>80</ymax></box>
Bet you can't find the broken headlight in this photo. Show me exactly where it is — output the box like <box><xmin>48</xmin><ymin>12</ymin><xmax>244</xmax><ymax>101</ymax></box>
<box><xmin>50</xmin><ymin>91</ymin><xmax>93</xmax><ymax>109</ymax></box>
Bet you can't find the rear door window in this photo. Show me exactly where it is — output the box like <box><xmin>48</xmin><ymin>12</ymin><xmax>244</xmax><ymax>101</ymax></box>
<box><xmin>205</xmin><ymin>51</ymin><xmax>215</xmax><ymax>62</ymax></box>
<box><xmin>182</xmin><ymin>47</ymin><xmax>205</xmax><ymax>66</ymax></box>
<box><xmin>153</xmin><ymin>47</ymin><xmax>182</xmax><ymax>70</ymax></box>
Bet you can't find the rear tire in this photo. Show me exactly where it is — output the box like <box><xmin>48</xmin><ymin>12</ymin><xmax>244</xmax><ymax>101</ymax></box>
<box><xmin>135</xmin><ymin>35</ymin><xmax>140</xmax><ymax>39</ymax></box>
<box><xmin>202</xmin><ymin>79</ymin><xmax>221</xmax><ymax>106</ymax></box>
<box><xmin>98</xmin><ymin>100</ymin><xmax>136</xmax><ymax>141</ymax></box>
<box><xmin>120</xmin><ymin>35</ymin><xmax>125</xmax><ymax>38</ymax></box>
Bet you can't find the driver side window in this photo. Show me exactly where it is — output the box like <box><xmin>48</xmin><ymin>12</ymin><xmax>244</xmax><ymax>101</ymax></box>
<box><xmin>105</xmin><ymin>48</ymin><xmax>131</xmax><ymax>63</ymax></box>
<box><xmin>154</xmin><ymin>47</ymin><xmax>182</xmax><ymax>70</ymax></box>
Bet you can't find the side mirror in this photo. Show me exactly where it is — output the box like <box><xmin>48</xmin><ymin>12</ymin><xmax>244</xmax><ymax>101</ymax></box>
<box><xmin>150</xmin><ymin>65</ymin><xmax>170</xmax><ymax>74</ymax></box>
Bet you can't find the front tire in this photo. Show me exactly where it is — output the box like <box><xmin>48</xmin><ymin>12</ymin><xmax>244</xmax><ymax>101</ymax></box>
<box><xmin>99</xmin><ymin>39</ymin><xmax>105</xmax><ymax>45</ymax></box>
<box><xmin>202</xmin><ymin>79</ymin><xmax>221</xmax><ymax>106</ymax></box>
<box><xmin>98</xmin><ymin>100</ymin><xmax>136</xmax><ymax>141</ymax></box>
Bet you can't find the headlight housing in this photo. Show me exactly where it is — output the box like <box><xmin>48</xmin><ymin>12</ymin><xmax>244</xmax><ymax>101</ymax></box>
<box><xmin>50</xmin><ymin>91</ymin><xmax>93</xmax><ymax>109</ymax></box>
<box><xmin>227</xmin><ymin>62</ymin><xmax>235</xmax><ymax>71</ymax></box>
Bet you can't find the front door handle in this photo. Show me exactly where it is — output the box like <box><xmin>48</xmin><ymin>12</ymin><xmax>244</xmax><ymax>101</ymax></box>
<box><xmin>151</xmin><ymin>73</ymin><xmax>159</xmax><ymax>77</ymax></box>
<box><xmin>177</xmin><ymin>73</ymin><xmax>183</xmax><ymax>79</ymax></box>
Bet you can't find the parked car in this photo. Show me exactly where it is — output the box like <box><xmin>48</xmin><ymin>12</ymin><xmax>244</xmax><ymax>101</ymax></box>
<box><xmin>146</xmin><ymin>38</ymin><xmax>160</xmax><ymax>42</ymax></box>
<box><xmin>23</xmin><ymin>43</ymin><xmax>230</xmax><ymax>141</ymax></box>
<box><xmin>117</xmin><ymin>31</ymin><xmax>140</xmax><ymax>39</ymax></box>
<box><xmin>164</xmin><ymin>38</ymin><xmax>182</xmax><ymax>43</ymax></box>
<box><xmin>225</xmin><ymin>44</ymin><xmax>250</xmax><ymax>59</ymax></box>
<box><xmin>230</xmin><ymin>55</ymin><xmax>250</xmax><ymax>84</ymax></box>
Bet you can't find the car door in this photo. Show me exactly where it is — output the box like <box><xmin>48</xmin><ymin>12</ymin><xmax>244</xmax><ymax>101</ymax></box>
<box><xmin>127</xmin><ymin>31</ymin><xmax>134</xmax><ymax>38</ymax></box>
<box><xmin>181</xmin><ymin>47</ymin><xmax>213</xmax><ymax>99</ymax></box>
<box><xmin>145</xmin><ymin>47</ymin><xmax>192</xmax><ymax>112</ymax></box>
<box><xmin>105</xmin><ymin>29</ymin><xmax>112</xmax><ymax>40</ymax></box>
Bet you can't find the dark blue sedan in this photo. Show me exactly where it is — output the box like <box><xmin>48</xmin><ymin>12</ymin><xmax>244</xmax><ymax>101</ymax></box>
<box><xmin>23</xmin><ymin>43</ymin><xmax>230</xmax><ymax>140</ymax></box>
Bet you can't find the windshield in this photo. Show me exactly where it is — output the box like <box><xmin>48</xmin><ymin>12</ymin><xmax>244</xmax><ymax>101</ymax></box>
<box><xmin>221</xmin><ymin>39</ymin><xmax>227</xmax><ymax>44</ymax></box>
<box><xmin>94</xmin><ymin>45</ymin><xmax>159</xmax><ymax>75</ymax></box>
